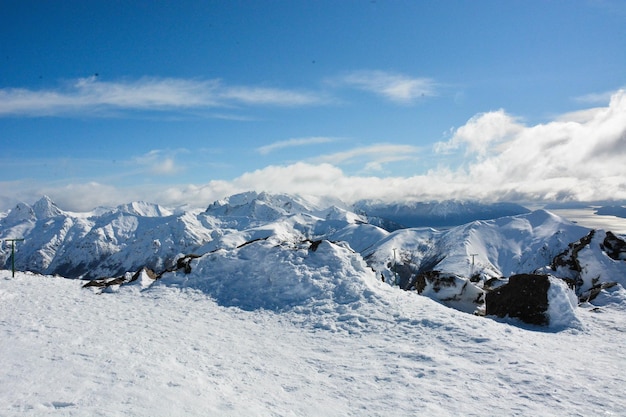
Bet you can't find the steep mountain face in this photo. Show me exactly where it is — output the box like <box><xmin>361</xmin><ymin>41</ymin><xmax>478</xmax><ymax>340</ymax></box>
<box><xmin>2</xmin><ymin>192</ymin><xmax>625</xmax><ymax>325</ymax></box>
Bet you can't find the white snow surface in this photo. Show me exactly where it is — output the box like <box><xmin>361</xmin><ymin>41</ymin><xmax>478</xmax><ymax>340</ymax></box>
<box><xmin>1</xmin><ymin>270</ymin><xmax>625</xmax><ymax>416</ymax></box>
<box><xmin>546</xmin><ymin>276</ymin><xmax>582</xmax><ymax>330</ymax></box>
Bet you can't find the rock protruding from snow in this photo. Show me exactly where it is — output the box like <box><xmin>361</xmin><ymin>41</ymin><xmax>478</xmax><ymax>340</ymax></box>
<box><xmin>486</xmin><ymin>274</ymin><xmax>551</xmax><ymax>325</ymax></box>
<box><xmin>406</xmin><ymin>270</ymin><xmax>484</xmax><ymax>314</ymax></box>
<box><xmin>548</xmin><ymin>229</ymin><xmax>626</xmax><ymax>302</ymax></box>
<box><xmin>601</xmin><ymin>231</ymin><xmax>626</xmax><ymax>261</ymax></box>
<box><xmin>485</xmin><ymin>274</ymin><xmax>580</xmax><ymax>328</ymax></box>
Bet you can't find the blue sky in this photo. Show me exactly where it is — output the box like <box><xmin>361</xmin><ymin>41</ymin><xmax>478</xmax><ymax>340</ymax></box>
<box><xmin>1</xmin><ymin>0</ymin><xmax>625</xmax><ymax>211</ymax></box>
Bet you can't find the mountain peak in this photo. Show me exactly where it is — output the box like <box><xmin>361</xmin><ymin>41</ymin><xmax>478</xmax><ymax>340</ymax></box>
<box><xmin>33</xmin><ymin>195</ymin><xmax>63</xmax><ymax>219</ymax></box>
<box><xmin>4</xmin><ymin>202</ymin><xmax>36</xmax><ymax>224</ymax></box>
<box><xmin>116</xmin><ymin>201</ymin><xmax>173</xmax><ymax>217</ymax></box>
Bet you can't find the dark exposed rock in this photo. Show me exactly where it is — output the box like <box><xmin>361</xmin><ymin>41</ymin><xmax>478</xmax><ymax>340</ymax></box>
<box><xmin>308</xmin><ymin>240</ymin><xmax>323</xmax><ymax>252</ymax></box>
<box><xmin>131</xmin><ymin>267</ymin><xmax>157</xmax><ymax>282</ymax></box>
<box><xmin>406</xmin><ymin>270</ymin><xmax>458</xmax><ymax>294</ymax></box>
<box><xmin>547</xmin><ymin>230</ymin><xmax>625</xmax><ymax>300</ymax></box>
<box><xmin>581</xmin><ymin>281</ymin><xmax>619</xmax><ymax>303</ymax></box>
<box><xmin>485</xmin><ymin>274</ymin><xmax>550</xmax><ymax>325</ymax></box>
<box><xmin>601</xmin><ymin>231</ymin><xmax>626</xmax><ymax>261</ymax></box>
<box><xmin>176</xmin><ymin>254</ymin><xmax>201</xmax><ymax>274</ymax></box>
<box><xmin>551</xmin><ymin>230</ymin><xmax>595</xmax><ymax>274</ymax></box>
<box><xmin>83</xmin><ymin>258</ymin><xmax>193</xmax><ymax>290</ymax></box>
<box><xmin>483</xmin><ymin>277</ymin><xmax>508</xmax><ymax>291</ymax></box>
<box><xmin>82</xmin><ymin>267</ymin><xmax>158</xmax><ymax>290</ymax></box>
<box><xmin>82</xmin><ymin>276</ymin><xmax>126</xmax><ymax>289</ymax></box>
<box><xmin>406</xmin><ymin>270</ymin><xmax>485</xmax><ymax>313</ymax></box>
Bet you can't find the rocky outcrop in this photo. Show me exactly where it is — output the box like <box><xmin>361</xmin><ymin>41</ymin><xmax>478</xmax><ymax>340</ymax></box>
<box><xmin>547</xmin><ymin>230</ymin><xmax>626</xmax><ymax>300</ymax></box>
<box><xmin>551</xmin><ymin>230</ymin><xmax>595</xmax><ymax>277</ymax></box>
<box><xmin>406</xmin><ymin>270</ymin><xmax>484</xmax><ymax>314</ymax></box>
<box><xmin>176</xmin><ymin>254</ymin><xmax>201</xmax><ymax>274</ymax></box>
<box><xmin>601</xmin><ymin>231</ymin><xmax>626</xmax><ymax>261</ymax></box>
<box><xmin>485</xmin><ymin>274</ymin><xmax>550</xmax><ymax>325</ymax></box>
<box><xmin>83</xmin><ymin>267</ymin><xmax>158</xmax><ymax>290</ymax></box>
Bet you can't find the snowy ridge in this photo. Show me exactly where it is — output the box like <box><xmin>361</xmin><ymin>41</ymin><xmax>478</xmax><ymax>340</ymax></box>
<box><xmin>2</xmin><ymin>192</ymin><xmax>626</xmax><ymax>328</ymax></box>
<box><xmin>438</xmin><ymin>209</ymin><xmax>590</xmax><ymax>278</ymax></box>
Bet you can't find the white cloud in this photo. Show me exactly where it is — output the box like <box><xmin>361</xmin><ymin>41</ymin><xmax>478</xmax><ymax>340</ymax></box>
<box><xmin>3</xmin><ymin>90</ymin><xmax>625</xmax><ymax>212</ymax></box>
<box><xmin>335</xmin><ymin>70</ymin><xmax>436</xmax><ymax>104</ymax></box>
<box><xmin>574</xmin><ymin>90</ymin><xmax>619</xmax><ymax>105</ymax></box>
<box><xmin>434</xmin><ymin>110</ymin><xmax>524</xmax><ymax>157</ymax></box>
<box><xmin>149</xmin><ymin>158</ymin><xmax>178</xmax><ymax>175</ymax></box>
<box><xmin>137</xmin><ymin>88</ymin><xmax>626</xmax><ymax>206</ymax></box>
<box><xmin>313</xmin><ymin>144</ymin><xmax>420</xmax><ymax>166</ymax></box>
<box><xmin>432</xmin><ymin>89</ymin><xmax>626</xmax><ymax>202</ymax></box>
<box><xmin>134</xmin><ymin>150</ymin><xmax>185</xmax><ymax>176</ymax></box>
<box><xmin>219</xmin><ymin>87</ymin><xmax>327</xmax><ymax>106</ymax></box>
<box><xmin>0</xmin><ymin>77</ymin><xmax>327</xmax><ymax>117</ymax></box>
<box><xmin>0</xmin><ymin>71</ymin><xmax>436</xmax><ymax>117</ymax></box>
<box><xmin>256</xmin><ymin>136</ymin><xmax>339</xmax><ymax>155</ymax></box>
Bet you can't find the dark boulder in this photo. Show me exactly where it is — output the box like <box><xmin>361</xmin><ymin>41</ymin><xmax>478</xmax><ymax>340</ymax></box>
<box><xmin>485</xmin><ymin>274</ymin><xmax>550</xmax><ymax>325</ymax></box>
<box><xmin>601</xmin><ymin>231</ymin><xmax>626</xmax><ymax>261</ymax></box>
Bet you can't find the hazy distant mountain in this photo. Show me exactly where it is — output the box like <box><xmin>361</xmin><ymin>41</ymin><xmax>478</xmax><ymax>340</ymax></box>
<box><xmin>595</xmin><ymin>205</ymin><xmax>626</xmax><ymax>218</ymax></box>
<box><xmin>353</xmin><ymin>200</ymin><xmax>529</xmax><ymax>229</ymax></box>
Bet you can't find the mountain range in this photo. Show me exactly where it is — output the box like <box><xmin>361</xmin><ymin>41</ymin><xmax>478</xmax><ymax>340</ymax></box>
<box><xmin>1</xmin><ymin>192</ymin><xmax>625</xmax><ymax>327</ymax></box>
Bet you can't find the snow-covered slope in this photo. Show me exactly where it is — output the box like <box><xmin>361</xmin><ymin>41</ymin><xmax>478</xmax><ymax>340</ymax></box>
<box><xmin>1</xmin><ymin>270</ymin><xmax>625</xmax><ymax>416</ymax></box>
<box><xmin>436</xmin><ymin>209</ymin><xmax>591</xmax><ymax>278</ymax></box>
<box><xmin>2</xmin><ymin>192</ymin><xmax>626</xmax><ymax>322</ymax></box>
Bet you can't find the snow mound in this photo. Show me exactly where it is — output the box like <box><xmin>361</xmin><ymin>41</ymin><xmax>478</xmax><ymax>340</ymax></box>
<box><xmin>546</xmin><ymin>276</ymin><xmax>582</xmax><ymax>330</ymax></box>
<box><xmin>156</xmin><ymin>238</ymin><xmax>381</xmax><ymax>316</ymax></box>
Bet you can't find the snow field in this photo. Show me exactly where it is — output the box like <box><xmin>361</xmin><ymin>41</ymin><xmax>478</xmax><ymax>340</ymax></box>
<box><xmin>1</xmin><ymin>271</ymin><xmax>625</xmax><ymax>416</ymax></box>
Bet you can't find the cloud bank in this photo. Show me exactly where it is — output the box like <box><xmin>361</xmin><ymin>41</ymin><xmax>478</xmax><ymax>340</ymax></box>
<box><xmin>2</xmin><ymin>90</ymin><xmax>625</xmax><ymax>212</ymax></box>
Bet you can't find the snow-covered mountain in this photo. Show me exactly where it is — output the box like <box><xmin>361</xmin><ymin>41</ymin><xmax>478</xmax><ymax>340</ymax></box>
<box><xmin>3</xmin><ymin>193</ymin><xmax>626</xmax><ymax>415</ymax></box>
<box><xmin>2</xmin><ymin>192</ymin><xmax>625</xmax><ymax>326</ymax></box>
<box><xmin>0</xmin><ymin>195</ymin><xmax>212</xmax><ymax>279</ymax></box>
